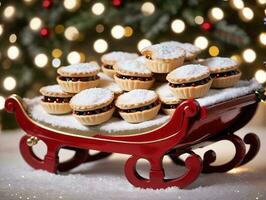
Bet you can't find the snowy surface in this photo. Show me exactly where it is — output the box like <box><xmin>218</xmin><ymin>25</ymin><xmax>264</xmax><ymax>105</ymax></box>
<box><xmin>167</xmin><ymin>64</ymin><xmax>209</xmax><ymax>80</ymax></box>
<box><xmin>0</xmin><ymin>124</ymin><xmax>265</xmax><ymax>200</ymax></box>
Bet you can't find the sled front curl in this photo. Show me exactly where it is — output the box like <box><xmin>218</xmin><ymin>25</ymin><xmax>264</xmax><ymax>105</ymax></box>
<box><xmin>4</xmin><ymin>91</ymin><xmax>264</xmax><ymax>189</ymax></box>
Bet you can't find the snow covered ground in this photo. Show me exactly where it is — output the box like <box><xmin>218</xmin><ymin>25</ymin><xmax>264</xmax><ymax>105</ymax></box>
<box><xmin>0</xmin><ymin>125</ymin><xmax>265</xmax><ymax>200</ymax></box>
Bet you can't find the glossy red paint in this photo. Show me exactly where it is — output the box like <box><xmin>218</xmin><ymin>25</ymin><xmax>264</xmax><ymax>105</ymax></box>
<box><xmin>4</xmin><ymin>92</ymin><xmax>262</xmax><ymax>189</ymax></box>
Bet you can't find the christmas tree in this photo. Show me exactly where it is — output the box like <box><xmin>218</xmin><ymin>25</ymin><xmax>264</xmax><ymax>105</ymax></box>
<box><xmin>0</xmin><ymin>0</ymin><xmax>266</xmax><ymax>129</ymax></box>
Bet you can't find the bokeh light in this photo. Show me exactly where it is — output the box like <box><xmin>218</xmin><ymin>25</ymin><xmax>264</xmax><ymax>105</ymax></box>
<box><xmin>64</xmin><ymin>26</ymin><xmax>79</xmax><ymax>41</ymax></box>
<box><xmin>7</xmin><ymin>45</ymin><xmax>20</xmax><ymax>60</ymax></box>
<box><xmin>242</xmin><ymin>49</ymin><xmax>256</xmax><ymax>63</ymax></box>
<box><xmin>137</xmin><ymin>39</ymin><xmax>152</xmax><ymax>51</ymax></box>
<box><xmin>93</xmin><ymin>39</ymin><xmax>108</xmax><ymax>53</ymax></box>
<box><xmin>255</xmin><ymin>70</ymin><xmax>266</xmax><ymax>83</ymax></box>
<box><xmin>52</xmin><ymin>49</ymin><xmax>63</xmax><ymax>58</ymax></box>
<box><xmin>111</xmin><ymin>25</ymin><xmax>124</xmax><ymax>39</ymax></box>
<box><xmin>3</xmin><ymin>76</ymin><xmax>16</xmax><ymax>91</ymax></box>
<box><xmin>63</xmin><ymin>0</ymin><xmax>80</xmax><ymax>11</ymax></box>
<box><xmin>194</xmin><ymin>16</ymin><xmax>204</xmax><ymax>25</ymax></box>
<box><xmin>0</xmin><ymin>96</ymin><xmax>5</xmax><ymax>110</ymax></box>
<box><xmin>52</xmin><ymin>58</ymin><xmax>61</xmax><ymax>68</ymax></box>
<box><xmin>29</xmin><ymin>17</ymin><xmax>42</xmax><ymax>31</ymax></box>
<box><xmin>259</xmin><ymin>33</ymin><xmax>266</xmax><ymax>45</ymax></box>
<box><xmin>194</xmin><ymin>36</ymin><xmax>209</xmax><ymax>50</ymax></box>
<box><xmin>67</xmin><ymin>51</ymin><xmax>81</xmax><ymax>64</ymax></box>
<box><xmin>209</xmin><ymin>46</ymin><xmax>219</xmax><ymax>56</ymax></box>
<box><xmin>171</xmin><ymin>19</ymin><xmax>185</xmax><ymax>34</ymax></box>
<box><xmin>91</xmin><ymin>3</ymin><xmax>105</xmax><ymax>15</ymax></box>
<box><xmin>9</xmin><ymin>34</ymin><xmax>17</xmax><ymax>43</ymax></box>
<box><xmin>209</xmin><ymin>7</ymin><xmax>224</xmax><ymax>22</ymax></box>
<box><xmin>230</xmin><ymin>0</ymin><xmax>244</xmax><ymax>10</ymax></box>
<box><xmin>96</xmin><ymin>24</ymin><xmax>104</xmax><ymax>33</ymax></box>
<box><xmin>141</xmin><ymin>2</ymin><xmax>155</xmax><ymax>16</ymax></box>
<box><xmin>0</xmin><ymin>24</ymin><xmax>3</xmax><ymax>36</ymax></box>
<box><xmin>3</xmin><ymin>6</ymin><xmax>16</xmax><ymax>19</ymax></box>
<box><xmin>124</xmin><ymin>26</ymin><xmax>133</xmax><ymax>37</ymax></box>
<box><xmin>34</xmin><ymin>53</ymin><xmax>48</xmax><ymax>67</ymax></box>
<box><xmin>239</xmin><ymin>7</ymin><xmax>254</xmax><ymax>22</ymax></box>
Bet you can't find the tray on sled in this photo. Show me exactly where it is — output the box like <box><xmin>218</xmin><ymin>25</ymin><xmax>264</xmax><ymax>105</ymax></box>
<box><xmin>4</xmin><ymin>90</ymin><xmax>265</xmax><ymax>189</ymax></box>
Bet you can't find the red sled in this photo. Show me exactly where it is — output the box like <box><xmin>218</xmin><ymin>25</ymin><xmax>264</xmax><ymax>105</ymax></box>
<box><xmin>4</xmin><ymin>90</ymin><xmax>264</xmax><ymax>189</ymax></box>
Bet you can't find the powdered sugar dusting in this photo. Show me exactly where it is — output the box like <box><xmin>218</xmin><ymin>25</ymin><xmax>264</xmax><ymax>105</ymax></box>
<box><xmin>70</xmin><ymin>88</ymin><xmax>113</xmax><ymax>107</ymax></box>
<box><xmin>102</xmin><ymin>51</ymin><xmax>138</xmax><ymax>62</ymax></box>
<box><xmin>98</xmin><ymin>73</ymin><xmax>123</xmax><ymax>94</ymax></box>
<box><xmin>155</xmin><ymin>84</ymin><xmax>178</xmax><ymax>102</ymax></box>
<box><xmin>168</xmin><ymin>64</ymin><xmax>209</xmax><ymax>79</ymax></box>
<box><xmin>142</xmin><ymin>43</ymin><xmax>185</xmax><ymax>59</ymax></box>
<box><xmin>202</xmin><ymin>57</ymin><xmax>239</xmax><ymax>70</ymax></box>
<box><xmin>24</xmin><ymin>80</ymin><xmax>261</xmax><ymax>134</ymax></box>
<box><xmin>162</xmin><ymin>41</ymin><xmax>201</xmax><ymax>54</ymax></box>
<box><xmin>116</xmin><ymin>89</ymin><xmax>157</xmax><ymax>106</ymax></box>
<box><xmin>59</xmin><ymin>63</ymin><xmax>100</xmax><ymax>74</ymax></box>
<box><xmin>115</xmin><ymin>59</ymin><xmax>152</xmax><ymax>75</ymax></box>
<box><xmin>40</xmin><ymin>85</ymin><xmax>67</xmax><ymax>94</ymax></box>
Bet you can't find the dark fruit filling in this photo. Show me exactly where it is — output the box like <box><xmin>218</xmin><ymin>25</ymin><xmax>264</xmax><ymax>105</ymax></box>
<box><xmin>162</xmin><ymin>103</ymin><xmax>180</xmax><ymax>109</ymax></box>
<box><xmin>103</xmin><ymin>64</ymin><xmax>114</xmax><ymax>70</ymax></box>
<box><xmin>116</xmin><ymin>73</ymin><xmax>153</xmax><ymax>81</ymax></box>
<box><xmin>119</xmin><ymin>100</ymin><xmax>160</xmax><ymax>113</ymax></box>
<box><xmin>74</xmin><ymin>103</ymin><xmax>114</xmax><ymax>116</ymax></box>
<box><xmin>169</xmin><ymin>77</ymin><xmax>211</xmax><ymax>88</ymax></box>
<box><xmin>210</xmin><ymin>70</ymin><xmax>240</xmax><ymax>79</ymax></box>
<box><xmin>145</xmin><ymin>55</ymin><xmax>152</xmax><ymax>60</ymax></box>
<box><xmin>42</xmin><ymin>96</ymin><xmax>71</xmax><ymax>103</ymax></box>
<box><xmin>58</xmin><ymin>75</ymin><xmax>99</xmax><ymax>82</ymax></box>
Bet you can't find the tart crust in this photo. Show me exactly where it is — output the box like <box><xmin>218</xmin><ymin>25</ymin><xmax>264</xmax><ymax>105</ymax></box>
<box><xmin>114</xmin><ymin>75</ymin><xmax>154</xmax><ymax>91</ymax></box>
<box><xmin>57</xmin><ymin>77</ymin><xmax>100</xmax><ymax>93</ymax></box>
<box><xmin>169</xmin><ymin>79</ymin><xmax>212</xmax><ymax>99</ymax></box>
<box><xmin>73</xmin><ymin>107</ymin><xmax>115</xmax><ymax>126</ymax></box>
<box><xmin>102</xmin><ymin>66</ymin><xmax>115</xmax><ymax>78</ymax></box>
<box><xmin>211</xmin><ymin>72</ymin><xmax>241</xmax><ymax>88</ymax></box>
<box><xmin>118</xmin><ymin>104</ymin><xmax>161</xmax><ymax>123</ymax></box>
<box><xmin>40</xmin><ymin>101</ymin><xmax>72</xmax><ymax>114</ymax></box>
<box><xmin>145</xmin><ymin>57</ymin><xmax>184</xmax><ymax>73</ymax></box>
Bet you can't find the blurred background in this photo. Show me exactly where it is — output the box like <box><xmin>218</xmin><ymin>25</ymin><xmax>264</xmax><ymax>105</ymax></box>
<box><xmin>0</xmin><ymin>0</ymin><xmax>265</xmax><ymax>129</ymax></box>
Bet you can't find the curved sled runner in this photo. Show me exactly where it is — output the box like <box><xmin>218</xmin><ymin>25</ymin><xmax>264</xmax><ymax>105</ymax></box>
<box><xmin>5</xmin><ymin>90</ymin><xmax>264</xmax><ymax>189</ymax></box>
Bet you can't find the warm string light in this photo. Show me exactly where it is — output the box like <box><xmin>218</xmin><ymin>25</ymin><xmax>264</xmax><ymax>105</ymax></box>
<box><xmin>0</xmin><ymin>24</ymin><xmax>3</xmax><ymax>36</ymax></box>
<box><xmin>64</xmin><ymin>26</ymin><xmax>79</xmax><ymax>41</ymax></box>
<box><xmin>93</xmin><ymin>39</ymin><xmax>108</xmax><ymax>53</ymax></box>
<box><xmin>29</xmin><ymin>17</ymin><xmax>42</xmax><ymax>31</ymax></box>
<box><xmin>255</xmin><ymin>70</ymin><xmax>266</xmax><ymax>83</ymax></box>
<box><xmin>239</xmin><ymin>7</ymin><xmax>254</xmax><ymax>22</ymax></box>
<box><xmin>96</xmin><ymin>24</ymin><xmax>104</xmax><ymax>33</ymax></box>
<box><xmin>9</xmin><ymin>34</ymin><xmax>17</xmax><ymax>43</ymax></box>
<box><xmin>171</xmin><ymin>19</ymin><xmax>185</xmax><ymax>34</ymax></box>
<box><xmin>194</xmin><ymin>16</ymin><xmax>204</xmax><ymax>25</ymax></box>
<box><xmin>230</xmin><ymin>0</ymin><xmax>244</xmax><ymax>10</ymax></box>
<box><xmin>124</xmin><ymin>26</ymin><xmax>133</xmax><ymax>37</ymax></box>
<box><xmin>7</xmin><ymin>45</ymin><xmax>20</xmax><ymax>60</ymax></box>
<box><xmin>91</xmin><ymin>2</ymin><xmax>105</xmax><ymax>15</ymax></box>
<box><xmin>3</xmin><ymin>6</ymin><xmax>16</xmax><ymax>19</ymax></box>
<box><xmin>242</xmin><ymin>49</ymin><xmax>256</xmax><ymax>63</ymax></box>
<box><xmin>141</xmin><ymin>2</ymin><xmax>155</xmax><ymax>16</ymax></box>
<box><xmin>231</xmin><ymin>55</ymin><xmax>242</xmax><ymax>63</ymax></box>
<box><xmin>67</xmin><ymin>51</ymin><xmax>81</xmax><ymax>64</ymax></box>
<box><xmin>55</xmin><ymin>25</ymin><xmax>65</xmax><ymax>34</ymax></box>
<box><xmin>34</xmin><ymin>53</ymin><xmax>48</xmax><ymax>67</ymax></box>
<box><xmin>63</xmin><ymin>0</ymin><xmax>80</xmax><ymax>11</ymax></box>
<box><xmin>209</xmin><ymin>7</ymin><xmax>224</xmax><ymax>22</ymax></box>
<box><xmin>52</xmin><ymin>58</ymin><xmax>61</xmax><ymax>68</ymax></box>
<box><xmin>257</xmin><ymin>0</ymin><xmax>266</xmax><ymax>5</ymax></box>
<box><xmin>259</xmin><ymin>33</ymin><xmax>266</xmax><ymax>45</ymax></box>
<box><xmin>52</xmin><ymin>49</ymin><xmax>63</xmax><ymax>58</ymax></box>
<box><xmin>194</xmin><ymin>36</ymin><xmax>208</xmax><ymax>50</ymax></box>
<box><xmin>137</xmin><ymin>39</ymin><xmax>152</xmax><ymax>51</ymax></box>
<box><xmin>0</xmin><ymin>96</ymin><xmax>5</xmax><ymax>110</ymax></box>
<box><xmin>3</xmin><ymin>76</ymin><xmax>16</xmax><ymax>91</ymax></box>
<box><xmin>111</xmin><ymin>25</ymin><xmax>124</xmax><ymax>39</ymax></box>
<box><xmin>209</xmin><ymin>46</ymin><xmax>220</xmax><ymax>56</ymax></box>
